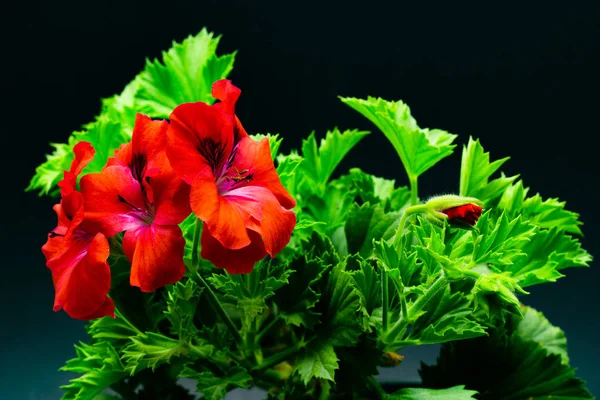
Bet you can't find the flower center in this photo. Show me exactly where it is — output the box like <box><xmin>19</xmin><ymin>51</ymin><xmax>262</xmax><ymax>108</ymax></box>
<box><xmin>117</xmin><ymin>194</ymin><xmax>155</xmax><ymax>225</ymax></box>
<box><xmin>197</xmin><ymin>138</ymin><xmax>227</xmax><ymax>172</ymax></box>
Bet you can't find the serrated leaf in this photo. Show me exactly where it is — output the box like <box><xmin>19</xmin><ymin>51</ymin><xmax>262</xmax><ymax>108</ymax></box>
<box><xmin>300</xmin><ymin>128</ymin><xmax>370</xmax><ymax>193</ymax></box>
<box><xmin>122</xmin><ymin>332</ymin><xmax>189</xmax><ymax>375</ymax></box>
<box><xmin>420</xmin><ymin>307</ymin><xmax>593</xmax><ymax>399</ymax></box>
<box><xmin>471</xmin><ymin>211</ymin><xmax>537</xmax><ymax>266</ymax></box>
<box><xmin>387</xmin><ymin>385</ymin><xmax>478</xmax><ymax>399</ymax></box>
<box><xmin>341</xmin><ymin>96</ymin><xmax>456</xmax><ymax>179</ymax></box>
<box><xmin>208</xmin><ymin>260</ymin><xmax>293</xmax><ymax>318</ymax></box>
<box><xmin>349</xmin><ymin>259</ymin><xmax>381</xmax><ymax>314</ymax></box>
<box><xmin>522</xmin><ymin>194</ymin><xmax>583</xmax><ymax>235</ymax></box>
<box><xmin>86</xmin><ymin>309</ymin><xmax>140</xmax><ymax>347</ymax></box>
<box><xmin>503</xmin><ymin>227</ymin><xmax>591</xmax><ymax>287</ymax></box>
<box><xmin>459</xmin><ymin>137</ymin><xmax>518</xmax><ymax>205</ymax></box>
<box><xmin>164</xmin><ymin>279</ymin><xmax>203</xmax><ymax>342</ymax></box>
<box><xmin>29</xmin><ymin>29</ymin><xmax>233</xmax><ymax>196</ymax></box>
<box><xmin>345</xmin><ymin>203</ymin><xmax>402</xmax><ymax>257</ymax></box>
<box><xmin>516</xmin><ymin>306</ymin><xmax>569</xmax><ymax>364</ymax></box>
<box><xmin>59</xmin><ymin>342</ymin><xmax>127</xmax><ymax>400</ymax></box>
<box><xmin>181</xmin><ymin>365</ymin><xmax>252</xmax><ymax>400</ymax></box>
<box><xmin>135</xmin><ymin>29</ymin><xmax>235</xmax><ymax>117</ymax></box>
<box><xmin>296</xmin><ymin>342</ymin><xmax>339</xmax><ymax>385</ymax></box>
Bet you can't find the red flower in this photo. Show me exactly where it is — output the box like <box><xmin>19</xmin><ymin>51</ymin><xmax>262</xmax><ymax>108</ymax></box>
<box><xmin>441</xmin><ymin>203</ymin><xmax>483</xmax><ymax>226</ymax></box>
<box><xmin>166</xmin><ymin>79</ymin><xmax>296</xmax><ymax>274</ymax></box>
<box><xmin>80</xmin><ymin>114</ymin><xmax>191</xmax><ymax>292</ymax></box>
<box><xmin>42</xmin><ymin>142</ymin><xmax>114</xmax><ymax>320</ymax></box>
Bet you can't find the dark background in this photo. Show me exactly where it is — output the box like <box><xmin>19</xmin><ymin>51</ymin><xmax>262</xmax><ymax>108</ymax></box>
<box><xmin>2</xmin><ymin>1</ymin><xmax>599</xmax><ymax>399</ymax></box>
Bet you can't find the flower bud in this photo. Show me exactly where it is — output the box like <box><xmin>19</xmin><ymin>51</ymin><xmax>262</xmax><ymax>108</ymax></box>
<box><xmin>424</xmin><ymin>195</ymin><xmax>484</xmax><ymax>226</ymax></box>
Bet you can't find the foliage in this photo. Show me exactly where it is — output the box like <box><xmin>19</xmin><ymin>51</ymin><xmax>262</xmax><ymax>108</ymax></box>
<box><xmin>33</xmin><ymin>29</ymin><xmax>593</xmax><ymax>400</ymax></box>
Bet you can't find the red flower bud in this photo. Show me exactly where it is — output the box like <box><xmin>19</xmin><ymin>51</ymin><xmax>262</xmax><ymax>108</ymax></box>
<box><xmin>441</xmin><ymin>203</ymin><xmax>483</xmax><ymax>226</ymax></box>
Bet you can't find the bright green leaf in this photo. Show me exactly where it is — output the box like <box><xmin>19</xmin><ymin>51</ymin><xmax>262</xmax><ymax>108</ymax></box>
<box><xmin>296</xmin><ymin>342</ymin><xmax>339</xmax><ymax>385</ymax></box>
<box><xmin>341</xmin><ymin>96</ymin><xmax>456</xmax><ymax>179</ymax></box>
<box><xmin>387</xmin><ymin>385</ymin><xmax>478</xmax><ymax>400</ymax></box>
<box><xmin>135</xmin><ymin>29</ymin><xmax>235</xmax><ymax>117</ymax></box>
<box><xmin>459</xmin><ymin>137</ymin><xmax>517</xmax><ymax>205</ymax></box>
<box><xmin>181</xmin><ymin>365</ymin><xmax>252</xmax><ymax>400</ymax></box>
<box><xmin>122</xmin><ymin>332</ymin><xmax>190</xmax><ymax>375</ymax></box>
<box><xmin>345</xmin><ymin>203</ymin><xmax>402</xmax><ymax>257</ymax></box>
<box><xmin>59</xmin><ymin>342</ymin><xmax>127</xmax><ymax>400</ymax></box>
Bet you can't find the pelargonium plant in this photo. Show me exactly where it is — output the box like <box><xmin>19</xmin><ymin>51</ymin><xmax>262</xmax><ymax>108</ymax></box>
<box><xmin>29</xmin><ymin>29</ymin><xmax>594</xmax><ymax>400</ymax></box>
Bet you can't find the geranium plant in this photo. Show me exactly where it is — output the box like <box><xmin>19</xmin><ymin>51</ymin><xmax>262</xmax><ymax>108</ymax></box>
<box><xmin>29</xmin><ymin>29</ymin><xmax>594</xmax><ymax>400</ymax></box>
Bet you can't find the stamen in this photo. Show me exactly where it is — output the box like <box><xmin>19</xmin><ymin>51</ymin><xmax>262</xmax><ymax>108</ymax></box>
<box><xmin>117</xmin><ymin>194</ymin><xmax>143</xmax><ymax>212</ymax></box>
<box><xmin>197</xmin><ymin>139</ymin><xmax>227</xmax><ymax>171</ymax></box>
<box><xmin>225</xmin><ymin>168</ymin><xmax>254</xmax><ymax>186</ymax></box>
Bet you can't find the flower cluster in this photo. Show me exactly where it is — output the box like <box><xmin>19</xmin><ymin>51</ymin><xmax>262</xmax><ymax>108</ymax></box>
<box><xmin>42</xmin><ymin>80</ymin><xmax>296</xmax><ymax>320</ymax></box>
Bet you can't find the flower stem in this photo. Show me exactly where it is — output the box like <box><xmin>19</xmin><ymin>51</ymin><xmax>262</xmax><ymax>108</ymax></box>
<box><xmin>115</xmin><ymin>308</ymin><xmax>143</xmax><ymax>336</ymax></box>
<box><xmin>381</xmin><ymin>267</ymin><xmax>389</xmax><ymax>333</ymax></box>
<box><xmin>252</xmin><ymin>338</ymin><xmax>312</xmax><ymax>373</ymax></box>
<box><xmin>196</xmin><ymin>272</ymin><xmax>244</xmax><ymax>343</ymax></box>
<box><xmin>256</xmin><ymin>314</ymin><xmax>282</xmax><ymax>344</ymax></box>
<box><xmin>365</xmin><ymin>376</ymin><xmax>386</xmax><ymax>400</ymax></box>
<box><xmin>387</xmin><ymin>271</ymin><xmax>447</xmax><ymax>343</ymax></box>
<box><xmin>409</xmin><ymin>174</ymin><xmax>419</xmax><ymax>206</ymax></box>
<box><xmin>191</xmin><ymin>217</ymin><xmax>202</xmax><ymax>268</ymax></box>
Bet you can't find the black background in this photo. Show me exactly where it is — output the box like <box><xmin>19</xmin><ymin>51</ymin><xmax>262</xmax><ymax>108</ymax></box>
<box><xmin>2</xmin><ymin>1</ymin><xmax>599</xmax><ymax>398</ymax></box>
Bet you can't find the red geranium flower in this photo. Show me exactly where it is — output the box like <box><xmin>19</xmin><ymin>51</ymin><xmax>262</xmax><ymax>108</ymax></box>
<box><xmin>42</xmin><ymin>142</ymin><xmax>114</xmax><ymax>320</ymax></box>
<box><xmin>80</xmin><ymin>114</ymin><xmax>191</xmax><ymax>292</ymax></box>
<box><xmin>166</xmin><ymin>79</ymin><xmax>296</xmax><ymax>274</ymax></box>
<box><xmin>441</xmin><ymin>203</ymin><xmax>483</xmax><ymax>226</ymax></box>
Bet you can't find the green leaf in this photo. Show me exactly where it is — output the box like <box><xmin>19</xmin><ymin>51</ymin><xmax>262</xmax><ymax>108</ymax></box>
<box><xmin>122</xmin><ymin>332</ymin><xmax>190</xmax><ymax>375</ymax></box>
<box><xmin>349</xmin><ymin>259</ymin><xmax>381</xmax><ymax>314</ymax></box>
<box><xmin>28</xmin><ymin>117</ymin><xmax>128</xmax><ymax>196</ymax></box>
<box><xmin>300</xmin><ymin>128</ymin><xmax>370</xmax><ymax>193</ymax></box>
<box><xmin>502</xmin><ymin>227</ymin><xmax>591</xmax><ymax>287</ymax></box>
<box><xmin>181</xmin><ymin>365</ymin><xmax>252</xmax><ymax>400</ymax></box>
<box><xmin>164</xmin><ymin>279</ymin><xmax>203</xmax><ymax>342</ymax></box>
<box><xmin>470</xmin><ymin>210</ymin><xmax>537</xmax><ymax>266</ymax></box>
<box><xmin>515</xmin><ymin>306</ymin><xmax>569</xmax><ymax>364</ymax></box>
<box><xmin>340</xmin><ymin>96</ymin><xmax>456</xmax><ymax>179</ymax></box>
<box><xmin>86</xmin><ymin>309</ymin><xmax>141</xmax><ymax>347</ymax></box>
<box><xmin>59</xmin><ymin>342</ymin><xmax>127</xmax><ymax>400</ymax></box>
<box><xmin>28</xmin><ymin>29</ymin><xmax>234</xmax><ymax>196</ymax></box>
<box><xmin>420</xmin><ymin>307</ymin><xmax>593</xmax><ymax>399</ymax></box>
<box><xmin>296</xmin><ymin>342</ymin><xmax>339</xmax><ymax>385</ymax></box>
<box><xmin>135</xmin><ymin>29</ymin><xmax>235</xmax><ymax>117</ymax></box>
<box><xmin>250</xmin><ymin>133</ymin><xmax>283</xmax><ymax>160</ymax></box>
<box><xmin>345</xmin><ymin>203</ymin><xmax>401</xmax><ymax>257</ymax></box>
<box><xmin>208</xmin><ymin>259</ymin><xmax>293</xmax><ymax>318</ymax></box>
<box><xmin>459</xmin><ymin>137</ymin><xmax>518</xmax><ymax>205</ymax></box>
<box><xmin>387</xmin><ymin>385</ymin><xmax>478</xmax><ymax>399</ymax></box>
<box><xmin>521</xmin><ymin>194</ymin><xmax>583</xmax><ymax>235</ymax></box>
<box><xmin>276</xmin><ymin>151</ymin><xmax>304</xmax><ymax>197</ymax></box>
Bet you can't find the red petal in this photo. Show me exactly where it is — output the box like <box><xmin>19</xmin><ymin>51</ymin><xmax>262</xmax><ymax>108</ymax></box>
<box><xmin>78</xmin><ymin>297</ymin><xmax>115</xmax><ymax>320</ymax></box>
<box><xmin>190</xmin><ymin>167</ymin><xmax>251</xmax><ymax>249</ymax></box>
<box><xmin>201</xmin><ymin>226</ymin><xmax>267</xmax><ymax>274</ymax></box>
<box><xmin>80</xmin><ymin>165</ymin><xmax>146</xmax><ymax>237</ymax></box>
<box><xmin>228</xmin><ymin>137</ymin><xmax>296</xmax><ymax>209</ymax></box>
<box><xmin>225</xmin><ymin>186</ymin><xmax>296</xmax><ymax>257</ymax></box>
<box><xmin>48</xmin><ymin>233</ymin><xmax>112</xmax><ymax>320</ymax></box>
<box><xmin>58</xmin><ymin>142</ymin><xmax>96</xmax><ymax>196</ymax></box>
<box><xmin>146</xmin><ymin>153</ymin><xmax>191</xmax><ymax>225</ymax></box>
<box><xmin>127</xmin><ymin>225</ymin><xmax>186</xmax><ymax>292</ymax></box>
<box><xmin>167</xmin><ymin>102</ymin><xmax>234</xmax><ymax>184</ymax></box>
<box><xmin>211</xmin><ymin>79</ymin><xmax>248</xmax><ymax>141</ymax></box>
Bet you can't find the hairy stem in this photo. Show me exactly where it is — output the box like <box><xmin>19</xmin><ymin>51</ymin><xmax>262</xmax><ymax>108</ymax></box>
<box><xmin>252</xmin><ymin>338</ymin><xmax>312</xmax><ymax>373</ymax></box>
<box><xmin>366</xmin><ymin>376</ymin><xmax>387</xmax><ymax>400</ymax></box>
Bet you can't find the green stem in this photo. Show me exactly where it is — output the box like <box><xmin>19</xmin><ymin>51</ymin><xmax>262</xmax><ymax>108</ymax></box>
<box><xmin>115</xmin><ymin>309</ymin><xmax>143</xmax><ymax>336</ymax></box>
<box><xmin>387</xmin><ymin>271</ymin><xmax>447</xmax><ymax>342</ymax></box>
<box><xmin>365</xmin><ymin>376</ymin><xmax>386</xmax><ymax>400</ymax></box>
<box><xmin>191</xmin><ymin>217</ymin><xmax>202</xmax><ymax>268</ymax></box>
<box><xmin>196</xmin><ymin>272</ymin><xmax>244</xmax><ymax>343</ymax></box>
<box><xmin>381</xmin><ymin>267</ymin><xmax>389</xmax><ymax>333</ymax></box>
<box><xmin>409</xmin><ymin>174</ymin><xmax>419</xmax><ymax>206</ymax></box>
<box><xmin>392</xmin><ymin>204</ymin><xmax>428</xmax><ymax>252</ymax></box>
<box><xmin>256</xmin><ymin>315</ymin><xmax>282</xmax><ymax>343</ymax></box>
<box><xmin>252</xmin><ymin>338</ymin><xmax>311</xmax><ymax>373</ymax></box>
